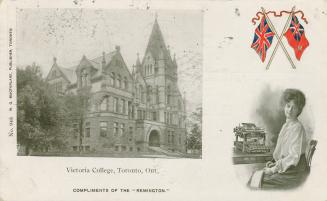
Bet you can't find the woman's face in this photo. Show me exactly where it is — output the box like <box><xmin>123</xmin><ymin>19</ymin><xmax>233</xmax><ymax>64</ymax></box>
<box><xmin>284</xmin><ymin>100</ymin><xmax>300</xmax><ymax>120</ymax></box>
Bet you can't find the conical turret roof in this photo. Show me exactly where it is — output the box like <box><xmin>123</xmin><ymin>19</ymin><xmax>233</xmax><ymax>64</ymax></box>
<box><xmin>143</xmin><ymin>18</ymin><xmax>173</xmax><ymax>65</ymax></box>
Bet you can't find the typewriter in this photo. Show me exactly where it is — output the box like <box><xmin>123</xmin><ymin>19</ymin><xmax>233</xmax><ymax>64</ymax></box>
<box><xmin>233</xmin><ymin>123</ymin><xmax>270</xmax><ymax>153</ymax></box>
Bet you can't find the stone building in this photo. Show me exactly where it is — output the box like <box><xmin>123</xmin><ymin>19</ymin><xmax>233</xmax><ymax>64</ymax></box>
<box><xmin>46</xmin><ymin>17</ymin><xmax>187</xmax><ymax>154</ymax></box>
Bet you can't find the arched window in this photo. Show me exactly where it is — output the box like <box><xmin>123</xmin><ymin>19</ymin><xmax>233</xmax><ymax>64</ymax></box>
<box><xmin>110</xmin><ymin>72</ymin><xmax>115</xmax><ymax>86</ymax></box>
<box><xmin>117</xmin><ymin>74</ymin><xmax>121</xmax><ymax>88</ymax></box>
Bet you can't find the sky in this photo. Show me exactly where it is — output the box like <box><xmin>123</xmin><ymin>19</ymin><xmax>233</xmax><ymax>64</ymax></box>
<box><xmin>16</xmin><ymin>8</ymin><xmax>203</xmax><ymax>113</ymax></box>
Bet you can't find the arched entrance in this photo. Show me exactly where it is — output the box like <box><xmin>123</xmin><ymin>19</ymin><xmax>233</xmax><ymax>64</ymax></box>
<box><xmin>149</xmin><ymin>130</ymin><xmax>160</xmax><ymax>147</ymax></box>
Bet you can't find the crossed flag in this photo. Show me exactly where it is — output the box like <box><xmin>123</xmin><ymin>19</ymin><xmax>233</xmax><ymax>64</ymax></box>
<box><xmin>251</xmin><ymin>7</ymin><xmax>309</xmax><ymax>69</ymax></box>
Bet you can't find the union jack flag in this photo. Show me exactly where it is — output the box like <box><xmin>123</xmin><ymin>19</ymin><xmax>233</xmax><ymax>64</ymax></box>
<box><xmin>284</xmin><ymin>14</ymin><xmax>309</xmax><ymax>60</ymax></box>
<box><xmin>251</xmin><ymin>17</ymin><xmax>275</xmax><ymax>62</ymax></box>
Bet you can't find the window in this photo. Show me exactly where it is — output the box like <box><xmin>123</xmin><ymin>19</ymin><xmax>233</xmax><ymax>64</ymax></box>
<box><xmin>108</xmin><ymin>96</ymin><xmax>113</xmax><ymax>111</ymax></box>
<box><xmin>114</xmin><ymin>97</ymin><xmax>118</xmax><ymax>113</ymax></box>
<box><xmin>172</xmin><ymin>132</ymin><xmax>175</xmax><ymax>144</ymax></box>
<box><xmin>81</xmin><ymin>69</ymin><xmax>88</xmax><ymax>87</ymax></box>
<box><xmin>147</xmin><ymin>86</ymin><xmax>152</xmax><ymax>103</ymax></box>
<box><xmin>164</xmin><ymin>112</ymin><xmax>167</xmax><ymax>123</ymax></box>
<box><xmin>100</xmin><ymin>96</ymin><xmax>109</xmax><ymax>111</ymax></box>
<box><xmin>115</xmin><ymin>145</ymin><xmax>119</xmax><ymax>151</ymax></box>
<box><xmin>121</xmin><ymin>146</ymin><xmax>126</xmax><ymax>152</ymax></box>
<box><xmin>128</xmin><ymin>101</ymin><xmax>132</xmax><ymax>119</ymax></box>
<box><xmin>156</xmin><ymin>86</ymin><xmax>159</xmax><ymax>104</ymax></box>
<box><xmin>73</xmin><ymin>146</ymin><xmax>77</xmax><ymax>151</ymax></box>
<box><xmin>85</xmin><ymin>146</ymin><xmax>90</xmax><ymax>152</ymax></box>
<box><xmin>53</xmin><ymin>81</ymin><xmax>63</xmax><ymax>93</ymax></box>
<box><xmin>73</xmin><ymin>123</ymin><xmax>79</xmax><ymax>135</ymax></box>
<box><xmin>121</xmin><ymin>78</ymin><xmax>125</xmax><ymax>89</ymax></box>
<box><xmin>168</xmin><ymin>132</ymin><xmax>171</xmax><ymax>143</ymax></box>
<box><xmin>124</xmin><ymin>77</ymin><xmax>128</xmax><ymax>90</ymax></box>
<box><xmin>140</xmin><ymin>85</ymin><xmax>145</xmax><ymax>103</ymax></box>
<box><xmin>129</xmin><ymin>147</ymin><xmax>133</xmax><ymax>151</ymax></box>
<box><xmin>179</xmin><ymin>135</ymin><xmax>182</xmax><ymax>145</ymax></box>
<box><xmin>122</xmin><ymin>99</ymin><xmax>126</xmax><ymax>114</ymax></box>
<box><xmin>85</xmin><ymin>122</ymin><xmax>90</xmax><ymax>137</ymax></box>
<box><xmin>118</xmin><ymin>75</ymin><xmax>121</xmax><ymax>88</ymax></box>
<box><xmin>114</xmin><ymin>122</ymin><xmax>118</xmax><ymax>136</ymax></box>
<box><xmin>137</xmin><ymin>110</ymin><xmax>142</xmax><ymax>119</ymax></box>
<box><xmin>152</xmin><ymin>111</ymin><xmax>157</xmax><ymax>121</ymax></box>
<box><xmin>120</xmin><ymin>123</ymin><xmax>125</xmax><ymax>135</ymax></box>
<box><xmin>110</xmin><ymin>72</ymin><xmax>115</xmax><ymax>86</ymax></box>
<box><xmin>129</xmin><ymin>126</ymin><xmax>133</xmax><ymax>141</ymax></box>
<box><xmin>167</xmin><ymin>112</ymin><xmax>170</xmax><ymax>124</ymax></box>
<box><xmin>100</xmin><ymin>122</ymin><xmax>108</xmax><ymax>137</ymax></box>
<box><xmin>167</xmin><ymin>85</ymin><xmax>171</xmax><ymax>105</ymax></box>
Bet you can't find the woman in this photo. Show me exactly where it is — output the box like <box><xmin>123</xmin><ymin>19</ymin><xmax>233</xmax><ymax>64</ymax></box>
<box><xmin>261</xmin><ymin>88</ymin><xmax>309</xmax><ymax>189</ymax></box>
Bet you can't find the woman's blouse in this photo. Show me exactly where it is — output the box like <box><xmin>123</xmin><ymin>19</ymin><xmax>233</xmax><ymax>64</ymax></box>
<box><xmin>272</xmin><ymin>119</ymin><xmax>307</xmax><ymax>173</ymax></box>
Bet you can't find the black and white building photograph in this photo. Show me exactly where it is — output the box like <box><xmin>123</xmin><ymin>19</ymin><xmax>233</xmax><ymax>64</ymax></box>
<box><xmin>16</xmin><ymin>9</ymin><xmax>202</xmax><ymax>158</ymax></box>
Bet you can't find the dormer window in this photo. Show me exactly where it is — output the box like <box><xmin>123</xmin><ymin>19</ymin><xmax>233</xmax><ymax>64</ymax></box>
<box><xmin>110</xmin><ymin>72</ymin><xmax>115</xmax><ymax>86</ymax></box>
<box><xmin>117</xmin><ymin>74</ymin><xmax>121</xmax><ymax>88</ymax></box>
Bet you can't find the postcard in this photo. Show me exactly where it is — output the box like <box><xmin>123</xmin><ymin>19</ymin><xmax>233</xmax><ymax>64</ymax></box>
<box><xmin>0</xmin><ymin>0</ymin><xmax>326</xmax><ymax>200</ymax></box>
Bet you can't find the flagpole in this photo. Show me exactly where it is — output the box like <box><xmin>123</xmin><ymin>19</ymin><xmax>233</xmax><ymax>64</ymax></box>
<box><xmin>266</xmin><ymin>6</ymin><xmax>295</xmax><ymax>70</ymax></box>
<box><xmin>261</xmin><ymin>7</ymin><xmax>296</xmax><ymax>69</ymax></box>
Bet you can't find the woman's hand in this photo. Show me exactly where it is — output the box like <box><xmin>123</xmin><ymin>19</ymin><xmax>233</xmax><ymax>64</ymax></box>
<box><xmin>266</xmin><ymin>161</ymin><xmax>275</xmax><ymax>168</ymax></box>
<box><xmin>263</xmin><ymin>167</ymin><xmax>274</xmax><ymax>175</ymax></box>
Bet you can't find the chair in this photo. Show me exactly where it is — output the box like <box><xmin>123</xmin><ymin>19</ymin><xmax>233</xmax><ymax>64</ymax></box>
<box><xmin>306</xmin><ymin>140</ymin><xmax>318</xmax><ymax>171</ymax></box>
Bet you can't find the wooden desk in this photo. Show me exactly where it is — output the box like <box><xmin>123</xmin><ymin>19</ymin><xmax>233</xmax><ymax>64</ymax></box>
<box><xmin>233</xmin><ymin>149</ymin><xmax>273</xmax><ymax>165</ymax></box>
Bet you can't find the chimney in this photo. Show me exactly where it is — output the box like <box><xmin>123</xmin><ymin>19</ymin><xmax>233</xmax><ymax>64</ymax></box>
<box><xmin>53</xmin><ymin>57</ymin><xmax>57</xmax><ymax>64</ymax></box>
<box><xmin>115</xmin><ymin>45</ymin><xmax>120</xmax><ymax>52</ymax></box>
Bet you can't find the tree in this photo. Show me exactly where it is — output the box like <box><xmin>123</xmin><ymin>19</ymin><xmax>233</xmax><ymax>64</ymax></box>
<box><xmin>17</xmin><ymin>64</ymin><xmax>66</xmax><ymax>155</ymax></box>
<box><xmin>62</xmin><ymin>87</ymin><xmax>91</xmax><ymax>152</ymax></box>
<box><xmin>186</xmin><ymin>107</ymin><xmax>202</xmax><ymax>152</ymax></box>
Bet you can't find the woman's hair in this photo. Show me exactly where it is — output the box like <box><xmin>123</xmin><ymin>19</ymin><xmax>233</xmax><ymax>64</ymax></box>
<box><xmin>281</xmin><ymin>88</ymin><xmax>306</xmax><ymax>116</ymax></box>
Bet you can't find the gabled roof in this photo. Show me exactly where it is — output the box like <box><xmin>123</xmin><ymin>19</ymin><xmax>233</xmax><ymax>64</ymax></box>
<box><xmin>48</xmin><ymin>51</ymin><xmax>117</xmax><ymax>84</ymax></box>
<box><xmin>92</xmin><ymin>52</ymin><xmax>116</xmax><ymax>66</ymax></box>
<box><xmin>58</xmin><ymin>66</ymin><xmax>77</xmax><ymax>83</ymax></box>
<box><xmin>46</xmin><ymin>60</ymin><xmax>72</xmax><ymax>83</ymax></box>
